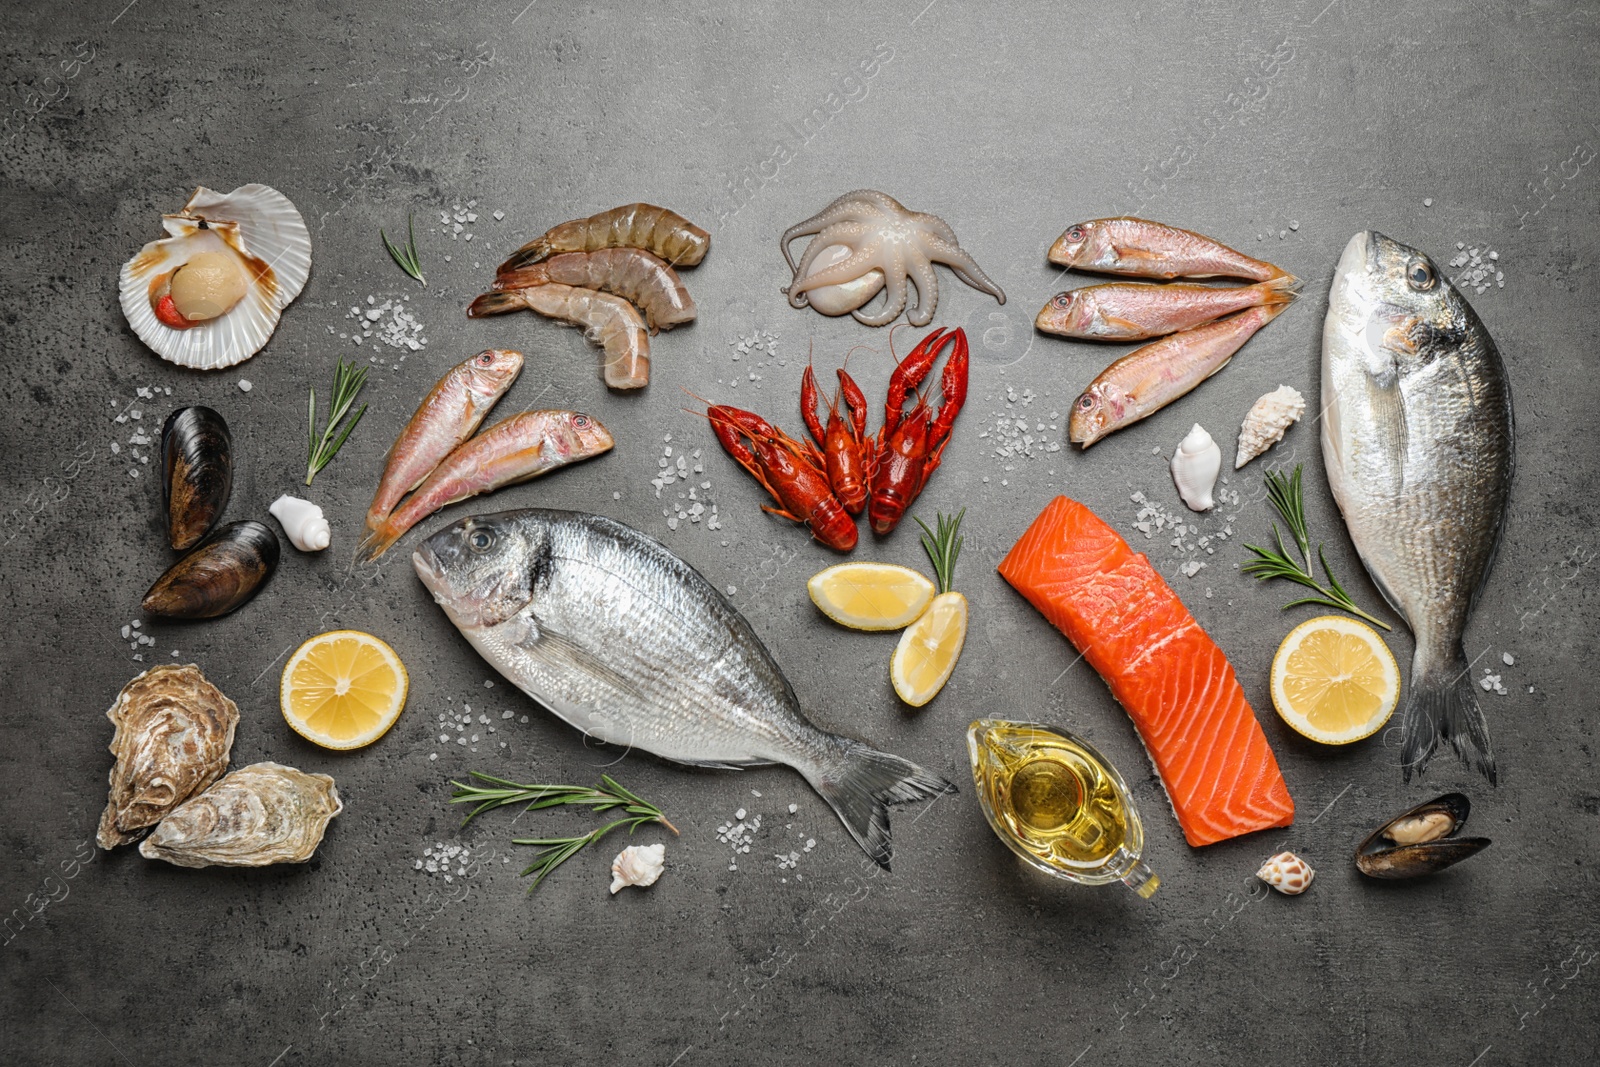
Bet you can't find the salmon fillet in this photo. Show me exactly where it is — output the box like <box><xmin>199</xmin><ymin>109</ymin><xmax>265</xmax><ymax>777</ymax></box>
<box><xmin>998</xmin><ymin>496</ymin><xmax>1294</xmax><ymax>846</ymax></box>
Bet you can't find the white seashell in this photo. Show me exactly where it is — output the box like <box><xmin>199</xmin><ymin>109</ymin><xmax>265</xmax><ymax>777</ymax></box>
<box><xmin>269</xmin><ymin>494</ymin><xmax>330</xmax><ymax>552</ymax></box>
<box><xmin>1256</xmin><ymin>851</ymin><xmax>1315</xmax><ymax>895</ymax></box>
<box><xmin>1170</xmin><ymin>423</ymin><xmax>1221</xmax><ymax>511</ymax></box>
<box><xmin>1235</xmin><ymin>385</ymin><xmax>1306</xmax><ymax>469</ymax></box>
<box><xmin>609</xmin><ymin>842</ymin><xmax>666</xmax><ymax>893</ymax></box>
<box><xmin>120</xmin><ymin>184</ymin><xmax>311</xmax><ymax>370</ymax></box>
<box><xmin>800</xmin><ymin>243</ymin><xmax>886</xmax><ymax>316</ymax></box>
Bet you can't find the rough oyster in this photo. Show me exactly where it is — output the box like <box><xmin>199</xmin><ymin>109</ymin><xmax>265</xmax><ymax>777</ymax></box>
<box><xmin>119</xmin><ymin>183</ymin><xmax>311</xmax><ymax>370</ymax></box>
<box><xmin>1355</xmin><ymin>792</ymin><xmax>1490</xmax><ymax>879</ymax></box>
<box><xmin>139</xmin><ymin>762</ymin><xmax>342</xmax><ymax>868</ymax></box>
<box><xmin>97</xmin><ymin>664</ymin><xmax>239</xmax><ymax>849</ymax></box>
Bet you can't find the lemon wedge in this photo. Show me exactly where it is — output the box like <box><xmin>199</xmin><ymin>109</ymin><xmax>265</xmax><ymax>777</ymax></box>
<box><xmin>891</xmin><ymin>591</ymin><xmax>968</xmax><ymax>707</ymax></box>
<box><xmin>1270</xmin><ymin>615</ymin><xmax>1399</xmax><ymax>744</ymax></box>
<box><xmin>281</xmin><ymin>630</ymin><xmax>409</xmax><ymax>750</ymax></box>
<box><xmin>808</xmin><ymin>563</ymin><xmax>936</xmax><ymax>631</ymax></box>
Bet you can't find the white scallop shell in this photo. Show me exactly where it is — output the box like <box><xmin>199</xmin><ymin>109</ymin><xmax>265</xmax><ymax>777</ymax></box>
<box><xmin>1170</xmin><ymin>423</ymin><xmax>1221</xmax><ymax>511</ymax></box>
<box><xmin>1235</xmin><ymin>384</ymin><xmax>1305</xmax><ymax>469</ymax></box>
<box><xmin>119</xmin><ymin>184</ymin><xmax>311</xmax><ymax>370</ymax></box>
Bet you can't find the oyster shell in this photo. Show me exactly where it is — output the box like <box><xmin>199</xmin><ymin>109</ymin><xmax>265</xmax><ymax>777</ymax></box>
<box><xmin>142</xmin><ymin>519</ymin><xmax>280</xmax><ymax>619</ymax></box>
<box><xmin>139</xmin><ymin>762</ymin><xmax>342</xmax><ymax>868</ymax></box>
<box><xmin>1355</xmin><ymin>792</ymin><xmax>1491</xmax><ymax>879</ymax></box>
<box><xmin>119</xmin><ymin>184</ymin><xmax>311</xmax><ymax>370</ymax></box>
<box><xmin>97</xmin><ymin>664</ymin><xmax>239</xmax><ymax>849</ymax></box>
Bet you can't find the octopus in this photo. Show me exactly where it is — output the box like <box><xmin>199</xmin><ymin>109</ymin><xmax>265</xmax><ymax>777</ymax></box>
<box><xmin>780</xmin><ymin>190</ymin><xmax>1006</xmax><ymax>327</ymax></box>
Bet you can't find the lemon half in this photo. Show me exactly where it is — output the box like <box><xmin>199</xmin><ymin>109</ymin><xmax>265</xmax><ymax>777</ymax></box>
<box><xmin>281</xmin><ymin>630</ymin><xmax>409</xmax><ymax>750</ymax></box>
<box><xmin>891</xmin><ymin>592</ymin><xmax>968</xmax><ymax>707</ymax></box>
<box><xmin>808</xmin><ymin>563</ymin><xmax>936</xmax><ymax>631</ymax></box>
<box><xmin>1270</xmin><ymin>615</ymin><xmax>1399</xmax><ymax>744</ymax></box>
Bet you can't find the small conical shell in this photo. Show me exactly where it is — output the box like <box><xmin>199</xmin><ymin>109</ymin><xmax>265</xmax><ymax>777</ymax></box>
<box><xmin>610</xmin><ymin>843</ymin><xmax>666</xmax><ymax>893</ymax></box>
<box><xmin>269</xmin><ymin>494</ymin><xmax>330</xmax><ymax>552</ymax></box>
<box><xmin>120</xmin><ymin>184</ymin><xmax>311</xmax><ymax>370</ymax></box>
<box><xmin>1256</xmin><ymin>850</ymin><xmax>1315</xmax><ymax>895</ymax></box>
<box><xmin>98</xmin><ymin>664</ymin><xmax>239</xmax><ymax>849</ymax></box>
<box><xmin>139</xmin><ymin>762</ymin><xmax>342</xmax><ymax>868</ymax></box>
<box><xmin>1235</xmin><ymin>385</ymin><xmax>1305</xmax><ymax>468</ymax></box>
<box><xmin>1170</xmin><ymin>423</ymin><xmax>1221</xmax><ymax>511</ymax></box>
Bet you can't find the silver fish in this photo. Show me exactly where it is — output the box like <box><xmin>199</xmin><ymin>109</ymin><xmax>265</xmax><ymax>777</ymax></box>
<box><xmin>413</xmin><ymin>509</ymin><xmax>954</xmax><ymax>868</ymax></box>
<box><xmin>1322</xmin><ymin>231</ymin><xmax>1514</xmax><ymax>783</ymax></box>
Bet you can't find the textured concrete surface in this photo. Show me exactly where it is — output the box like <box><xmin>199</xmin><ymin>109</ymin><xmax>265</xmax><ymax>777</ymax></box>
<box><xmin>2</xmin><ymin>1</ymin><xmax>1597</xmax><ymax>1064</ymax></box>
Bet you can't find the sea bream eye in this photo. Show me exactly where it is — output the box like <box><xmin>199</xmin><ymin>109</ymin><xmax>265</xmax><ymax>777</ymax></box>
<box><xmin>1406</xmin><ymin>259</ymin><xmax>1436</xmax><ymax>291</ymax></box>
<box><xmin>469</xmin><ymin>529</ymin><xmax>494</xmax><ymax>552</ymax></box>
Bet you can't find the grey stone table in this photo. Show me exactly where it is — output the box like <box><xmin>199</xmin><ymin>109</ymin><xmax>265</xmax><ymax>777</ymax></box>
<box><xmin>3</xmin><ymin>1</ymin><xmax>1596</xmax><ymax>1064</ymax></box>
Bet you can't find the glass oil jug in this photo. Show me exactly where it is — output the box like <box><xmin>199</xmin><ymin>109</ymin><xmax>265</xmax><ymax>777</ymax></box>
<box><xmin>967</xmin><ymin>719</ymin><xmax>1159</xmax><ymax>898</ymax></box>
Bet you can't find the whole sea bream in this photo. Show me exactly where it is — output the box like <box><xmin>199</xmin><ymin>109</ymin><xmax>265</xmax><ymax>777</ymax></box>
<box><xmin>1322</xmin><ymin>231</ymin><xmax>1514</xmax><ymax>783</ymax></box>
<box><xmin>413</xmin><ymin>510</ymin><xmax>954</xmax><ymax>868</ymax></box>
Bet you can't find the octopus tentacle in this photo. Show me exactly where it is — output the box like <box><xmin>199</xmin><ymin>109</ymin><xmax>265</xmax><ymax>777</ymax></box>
<box><xmin>852</xmin><ymin>265</ymin><xmax>909</xmax><ymax>327</ymax></box>
<box><xmin>786</xmin><ymin>231</ymin><xmax>842</xmax><ymax>308</ymax></box>
<box><xmin>779</xmin><ymin>193</ymin><xmax>882</xmax><ymax>272</ymax></box>
<box><xmin>905</xmin><ymin>256</ymin><xmax>941</xmax><ymax>327</ymax></box>
<box><xmin>925</xmin><ymin>235</ymin><xmax>1006</xmax><ymax>304</ymax></box>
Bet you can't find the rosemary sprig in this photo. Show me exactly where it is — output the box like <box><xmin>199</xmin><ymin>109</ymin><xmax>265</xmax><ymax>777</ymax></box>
<box><xmin>381</xmin><ymin>214</ymin><xmax>426</xmax><ymax>286</ymax></box>
<box><xmin>914</xmin><ymin>507</ymin><xmax>965</xmax><ymax>595</ymax></box>
<box><xmin>449</xmin><ymin>772</ymin><xmax>677</xmax><ymax>893</ymax></box>
<box><xmin>1241</xmin><ymin>465</ymin><xmax>1391</xmax><ymax>630</ymax></box>
<box><xmin>304</xmin><ymin>358</ymin><xmax>369</xmax><ymax>485</ymax></box>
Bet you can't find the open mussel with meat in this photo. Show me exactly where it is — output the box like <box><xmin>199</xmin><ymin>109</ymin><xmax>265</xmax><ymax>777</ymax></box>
<box><xmin>142</xmin><ymin>519</ymin><xmax>280</xmax><ymax>619</ymax></box>
<box><xmin>161</xmin><ymin>406</ymin><xmax>233</xmax><ymax>549</ymax></box>
<box><xmin>139</xmin><ymin>762</ymin><xmax>342</xmax><ymax>868</ymax></box>
<box><xmin>1355</xmin><ymin>792</ymin><xmax>1490</xmax><ymax>879</ymax></box>
<box><xmin>97</xmin><ymin>664</ymin><xmax>239</xmax><ymax>849</ymax></box>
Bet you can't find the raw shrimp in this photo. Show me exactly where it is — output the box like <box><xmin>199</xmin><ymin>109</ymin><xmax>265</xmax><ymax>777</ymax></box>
<box><xmin>495</xmin><ymin>248</ymin><xmax>695</xmax><ymax>333</ymax></box>
<box><xmin>469</xmin><ymin>285</ymin><xmax>651</xmax><ymax>390</ymax></box>
<box><xmin>498</xmin><ymin>203</ymin><xmax>710</xmax><ymax>272</ymax></box>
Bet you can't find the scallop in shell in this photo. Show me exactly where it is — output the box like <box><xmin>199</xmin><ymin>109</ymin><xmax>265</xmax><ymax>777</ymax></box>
<box><xmin>97</xmin><ymin>664</ymin><xmax>239</xmax><ymax>849</ymax></box>
<box><xmin>120</xmin><ymin>183</ymin><xmax>311</xmax><ymax>370</ymax></box>
<box><xmin>142</xmin><ymin>519</ymin><xmax>280</xmax><ymax>619</ymax></box>
<box><xmin>139</xmin><ymin>762</ymin><xmax>342</xmax><ymax>868</ymax></box>
<box><xmin>162</xmin><ymin>406</ymin><xmax>233</xmax><ymax>549</ymax></box>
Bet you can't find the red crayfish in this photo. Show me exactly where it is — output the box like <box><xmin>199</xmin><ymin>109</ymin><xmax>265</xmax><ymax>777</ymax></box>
<box><xmin>705</xmin><ymin>326</ymin><xmax>967</xmax><ymax>549</ymax></box>
<box><xmin>707</xmin><ymin>405</ymin><xmax>859</xmax><ymax>552</ymax></box>
<box><xmin>869</xmin><ymin>326</ymin><xmax>968</xmax><ymax>535</ymax></box>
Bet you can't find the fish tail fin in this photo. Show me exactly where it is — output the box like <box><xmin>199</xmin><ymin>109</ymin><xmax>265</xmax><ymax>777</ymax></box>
<box><xmin>802</xmin><ymin>738</ymin><xmax>956</xmax><ymax>870</ymax></box>
<box><xmin>1260</xmin><ymin>273</ymin><xmax>1302</xmax><ymax>301</ymax></box>
<box><xmin>354</xmin><ymin>522</ymin><xmax>399</xmax><ymax>564</ymax></box>
<box><xmin>1401</xmin><ymin>648</ymin><xmax>1497</xmax><ymax>786</ymax></box>
<box><xmin>467</xmin><ymin>290</ymin><xmax>526</xmax><ymax>318</ymax></box>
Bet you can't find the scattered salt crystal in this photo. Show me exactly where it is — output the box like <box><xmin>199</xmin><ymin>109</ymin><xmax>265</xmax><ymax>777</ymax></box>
<box><xmin>493</xmin><ymin>210</ymin><xmax>505</xmax><ymax>221</ymax></box>
<box><xmin>735</xmin><ymin>808</ymin><xmax>747</xmax><ymax>820</ymax></box>
<box><xmin>1423</xmin><ymin>198</ymin><xmax>1433</xmax><ymax>207</ymax></box>
<box><xmin>237</xmin><ymin>379</ymin><xmax>253</xmax><ymax>393</ymax></box>
<box><xmin>1502</xmin><ymin>652</ymin><xmax>1514</xmax><ymax>665</ymax></box>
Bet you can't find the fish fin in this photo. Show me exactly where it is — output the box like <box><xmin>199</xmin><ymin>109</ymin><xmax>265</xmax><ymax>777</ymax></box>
<box><xmin>1108</xmin><ymin>245</ymin><xmax>1175</xmax><ymax>277</ymax></box>
<box><xmin>1362</xmin><ymin>362</ymin><xmax>1409</xmax><ymax>496</ymax></box>
<box><xmin>800</xmin><ymin>737</ymin><xmax>956</xmax><ymax>870</ymax></box>
<box><xmin>1401</xmin><ymin>648</ymin><xmax>1496</xmax><ymax>786</ymax></box>
<box><xmin>1259</xmin><ymin>275</ymin><xmax>1301</xmax><ymax>301</ymax></box>
<box><xmin>671</xmin><ymin>758</ymin><xmax>781</xmax><ymax>771</ymax></box>
<box><xmin>354</xmin><ymin>523</ymin><xmax>399</xmax><ymax>563</ymax></box>
<box><xmin>516</xmin><ymin>620</ymin><xmax>651</xmax><ymax>705</ymax></box>
<box><xmin>1101</xmin><ymin>314</ymin><xmax>1147</xmax><ymax>336</ymax></box>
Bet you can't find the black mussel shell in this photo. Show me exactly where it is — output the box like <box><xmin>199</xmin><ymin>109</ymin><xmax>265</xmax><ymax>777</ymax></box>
<box><xmin>1355</xmin><ymin>792</ymin><xmax>1490</xmax><ymax>880</ymax></box>
<box><xmin>162</xmin><ymin>406</ymin><xmax>233</xmax><ymax>550</ymax></box>
<box><xmin>142</xmin><ymin>520</ymin><xmax>278</xmax><ymax>619</ymax></box>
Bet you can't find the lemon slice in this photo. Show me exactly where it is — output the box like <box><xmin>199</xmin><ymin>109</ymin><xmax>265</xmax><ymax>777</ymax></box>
<box><xmin>281</xmin><ymin>630</ymin><xmax>409</xmax><ymax>750</ymax></box>
<box><xmin>809</xmin><ymin>563</ymin><xmax>936</xmax><ymax>631</ymax></box>
<box><xmin>1270</xmin><ymin>615</ymin><xmax>1399</xmax><ymax>744</ymax></box>
<box><xmin>891</xmin><ymin>592</ymin><xmax>968</xmax><ymax>707</ymax></box>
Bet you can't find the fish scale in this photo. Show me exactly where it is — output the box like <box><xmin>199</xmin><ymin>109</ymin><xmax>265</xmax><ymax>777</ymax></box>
<box><xmin>414</xmin><ymin>509</ymin><xmax>953</xmax><ymax>868</ymax></box>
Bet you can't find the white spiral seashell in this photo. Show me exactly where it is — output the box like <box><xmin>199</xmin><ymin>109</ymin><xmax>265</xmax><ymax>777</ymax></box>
<box><xmin>1256</xmin><ymin>851</ymin><xmax>1315</xmax><ymax>895</ymax></box>
<box><xmin>1235</xmin><ymin>384</ymin><xmax>1306</xmax><ymax>469</ymax></box>
<box><xmin>269</xmin><ymin>494</ymin><xmax>330</xmax><ymax>552</ymax></box>
<box><xmin>1170</xmin><ymin>423</ymin><xmax>1221</xmax><ymax>512</ymax></box>
<box><xmin>610</xmin><ymin>842</ymin><xmax>666</xmax><ymax>893</ymax></box>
